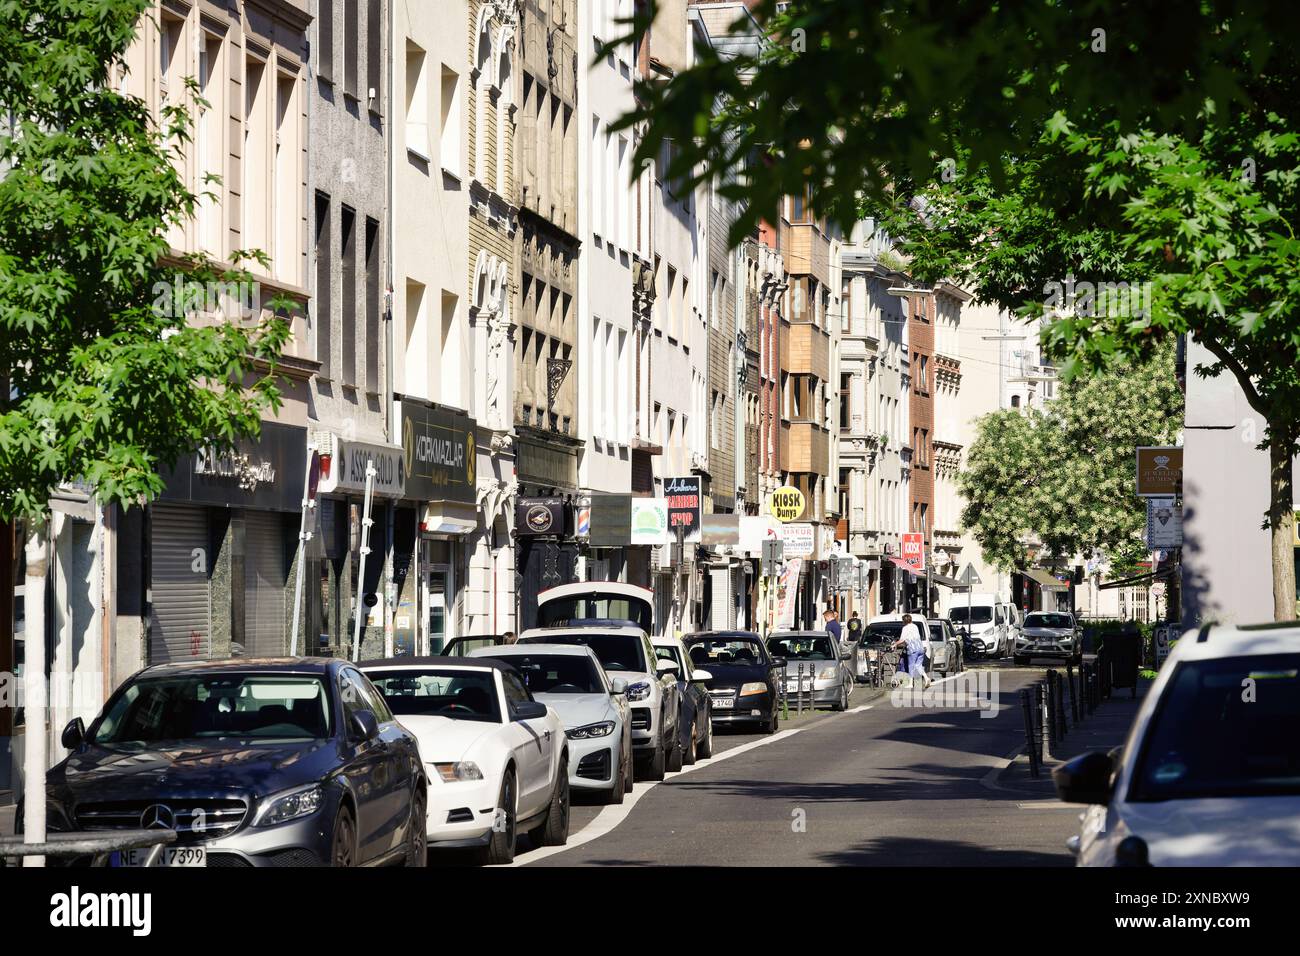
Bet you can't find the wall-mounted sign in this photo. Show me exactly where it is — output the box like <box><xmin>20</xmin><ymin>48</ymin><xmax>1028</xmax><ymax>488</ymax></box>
<box><xmin>400</xmin><ymin>401</ymin><xmax>476</xmax><ymax>503</ymax></box>
<box><xmin>161</xmin><ymin>421</ymin><xmax>307</xmax><ymax>512</ymax></box>
<box><xmin>516</xmin><ymin>497</ymin><xmax>566</xmax><ymax>537</ymax></box>
<box><xmin>1136</xmin><ymin>446</ymin><xmax>1182</xmax><ymax>497</ymax></box>
<box><xmin>900</xmin><ymin>532</ymin><xmax>926</xmax><ymax>574</ymax></box>
<box><xmin>779</xmin><ymin>522</ymin><xmax>815</xmax><ymax>558</ymax></box>
<box><xmin>768</xmin><ymin>485</ymin><xmax>806</xmax><ymax>523</ymax></box>
<box><xmin>589</xmin><ymin>494</ymin><xmax>633</xmax><ymax>548</ymax></box>
<box><xmin>317</xmin><ymin>434</ymin><xmax>405</xmax><ymax>499</ymax></box>
<box><xmin>665</xmin><ymin>476</ymin><xmax>702</xmax><ymax>543</ymax></box>
<box><xmin>1145</xmin><ymin>497</ymin><xmax>1183</xmax><ymax>549</ymax></box>
<box><xmin>631</xmin><ymin>498</ymin><xmax>668</xmax><ymax>545</ymax></box>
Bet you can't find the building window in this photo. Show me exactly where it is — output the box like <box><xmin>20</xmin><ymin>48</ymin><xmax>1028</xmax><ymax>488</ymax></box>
<box><xmin>406</xmin><ymin>41</ymin><xmax>429</xmax><ymax>160</ymax></box>
<box><xmin>366</xmin><ymin>0</ymin><xmax>382</xmax><ymax>112</ymax></box>
<box><xmin>318</xmin><ymin>0</ymin><xmax>334</xmax><ymax>83</ymax></box>
<box><xmin>839</xmin><ymin>467</ymin><xmax>850</xmax><ymax>517</ymax></box>
<box><xmin>439</xmin><ymin>65</ymin><xmax>460</xmax><ymax>176</ymax></box>
<box><xmin>340</xmin><ymin>206</ymin><xmax>357</xmax><ymax>386</ymax></box>
<box><xmin>343</xmin><ymin>0</ymin><xmax>359</xmax><ymax>98</ymax></box>
<box><xmin>364</xmin><ymin>217</ymin><xmax>380</xmax><ymax>392</ymax></box>
<box><xmin>314</xmin><ymin>193</ymin><xmax>332</xmax><ymax>377</ymax></box>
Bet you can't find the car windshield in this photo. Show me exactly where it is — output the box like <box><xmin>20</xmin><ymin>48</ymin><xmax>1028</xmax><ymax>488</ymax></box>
<box><xmin>537</xmin><ymin>594</ymin><xmax>652</xmax><ymax>631</ymax></box>
<box><xmin>927</xmin><ymin>623</ymin><xmax>947</xmax><ymax>640</ymax></box>
<box><xmin>684</xmin><ymin>638</ymin><xmax>767</xmax><ymax>667</ymax></box>
<box><xmin>1025</xmin><ymin>613</ymin><xmax>1073</xmax><ymax>628</ymax></box>
<box><xmin>865</xmin><ymin>622</ymin><xmax>914</xmax><ymax>643</ymax></box>
<box><xmin>531</xmin><ymin>634</ymin><xmax>647</xmax><ymax>673</ymax></box>
<box><xmin>444</xmin><ymin>637</ymin><xmax>502</xmax><ymax>656</ymax></box>
<box><xmin>492</xmin><ymin>655</ymin><xmax>603</xmax><ymax>694</ymax></box>
<box><xmin>767</xmin><ymin>635</ymin><xmax>834</xmax><ymax>660</ymax></box>
<box><xmin>93</xmin><ymin>674</ymin><xmax>331</xmax><ymax>744</ymax></box>
<box><xmin>366</xmin><ymin>668</ymin><xmax>501</xmax><ymax>722</ymax></box>
<box><xmin>1130</xmin><ymin>653</ymin><xmax>1300</xmax><ymax>801</ymax></box>
<box><xmin>949</xmin><ymin>606</ymin><xmax>993</xmax><ymax>624</ymax></box>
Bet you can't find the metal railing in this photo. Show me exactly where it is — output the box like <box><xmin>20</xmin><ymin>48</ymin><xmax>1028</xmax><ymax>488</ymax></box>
<box><xmin>0</xmin><ymin>829</ymin><xmax>177</xmax><ymax>867</ymax></box>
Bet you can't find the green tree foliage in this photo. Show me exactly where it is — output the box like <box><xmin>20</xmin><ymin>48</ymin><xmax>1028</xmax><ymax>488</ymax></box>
<box><xmin>0</xmin><ymin>0</ymin><xmax>292</xmax><ymax>520</ymax></box>
<box><xmin>960</xmin><ymin>346</ymin><xmax>1183</xmax><ymax>575</ymax></box>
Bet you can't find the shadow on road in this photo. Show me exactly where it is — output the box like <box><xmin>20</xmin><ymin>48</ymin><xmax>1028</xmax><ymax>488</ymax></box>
<box><xmin>815</xmin><ymin>835</ymin><xmax>1071</xmax><ymax>867</ymax></box>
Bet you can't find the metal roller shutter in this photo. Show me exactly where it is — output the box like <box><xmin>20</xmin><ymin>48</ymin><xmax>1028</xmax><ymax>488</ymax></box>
<box><xmin>710</xmin><ymin>567</ymin><xmax>733</xmax><ymax>630</ymax></box>
<box><xmin>245</xmin><ymin>511</ymin><xmax>288</xmax><ymax>658</ymax></box>
<box><xmin>149</xmin><ymin>505</ymin><xmax>211</xmax><ymax>664</ymax></box>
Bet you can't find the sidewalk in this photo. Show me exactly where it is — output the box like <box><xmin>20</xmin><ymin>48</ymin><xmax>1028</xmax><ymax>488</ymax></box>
<box><xmin>993</xmin><ymin>678</ymin><xmax>1151</xmax><ymax>796</ymax></box>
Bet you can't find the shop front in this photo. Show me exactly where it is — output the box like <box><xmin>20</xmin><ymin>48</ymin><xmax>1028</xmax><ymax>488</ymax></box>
<box><xmin>312</xmin><ymin>432</ymin><xmax>405</xmax><ymax>659</ymax></box>
<box><xmin>399</xmin><ymin>400</ymin><xmax>479</xmax><ymax>654</ymax></box>
<box><xmin>514</xmin><ymin>429</ymin><xmax>582</xmax><ymax>631</ymax></box>
<box><xmin>151</xmin><ymin>420</ymin><xmax>307</xmax><ymax>663</ymax></box>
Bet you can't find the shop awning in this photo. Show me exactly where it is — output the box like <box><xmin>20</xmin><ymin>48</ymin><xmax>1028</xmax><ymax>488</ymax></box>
<box><xmin>930</xmin><ymin>572</ymin><xmax>968</xmax><ymax>590</ymax></box>
<box><xmin>421</xmin><ymin>501</ymin><xmax>479</xmax><ymax>536</ymax></box>
<box><xmin>886</xmin><ymin>556</ymin><xmax>920</xmax><ymax>575</ymax></box>
<box><xmin>1024</xmin><ymin>568</ymin><xmax>1070</xmax><ymax>592</ymax></box>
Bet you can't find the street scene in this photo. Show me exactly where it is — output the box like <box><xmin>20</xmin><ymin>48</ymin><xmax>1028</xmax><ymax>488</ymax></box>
<box><xmin>0</xmin><ymin>0</ymin><xmax>1297</xmax><ymax>919</ymax></box>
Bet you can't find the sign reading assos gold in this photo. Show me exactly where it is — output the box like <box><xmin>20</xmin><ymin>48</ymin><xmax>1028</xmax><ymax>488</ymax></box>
<box><xmin>768</xmin><ymin>486</ymin><xmax>806</xmax><ymax>523</ymax></box>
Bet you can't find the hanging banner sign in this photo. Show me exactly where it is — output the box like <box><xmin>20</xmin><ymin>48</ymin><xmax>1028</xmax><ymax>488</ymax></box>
<box><xmin>630</xmin><ymin>498</ymin><xmax>669</xmax><ymax>546</ymax></box>
<box><xmin>774</xmin><ymin>557</ymin><xmax>804</xmax><ymax>629</ymax></box>
<box><xmin>1136</xmin><ymin>446</ymin><xmax>1182</xmax><ymax>497</ymax></box>
<box><xmin>665</xmin><ymin>476</ymin><xmax>702</xmax><ymax>543</ymax></box>
<box><xmin>900</xmin><ymin>532</ymin><xmax>926</xmax><ymax>574</ymax></box>
<box><xmin>1145</xmin><ymin>497</ymin><xmax>1183</xmax><ymax>549</ymax></box>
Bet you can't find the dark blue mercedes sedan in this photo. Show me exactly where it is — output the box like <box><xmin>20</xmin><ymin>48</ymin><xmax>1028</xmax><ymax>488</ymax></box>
<box><xmin>38</xmin><ymin>657</ymin><xmax>427</xmax><ymax>867</ymax></box>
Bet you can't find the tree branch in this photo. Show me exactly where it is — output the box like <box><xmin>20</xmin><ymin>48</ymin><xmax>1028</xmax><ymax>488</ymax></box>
<box><xmin>1200</xmin><ymin>334</ymin><xmax>1267</xmax><ymax>419</ymax></box>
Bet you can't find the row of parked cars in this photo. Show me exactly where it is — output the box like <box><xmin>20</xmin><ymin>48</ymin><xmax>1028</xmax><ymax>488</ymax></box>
<box><xmin>28</xmin><ymin>582</ymin><xmax>864</xmax><ymax>868</ymax></box>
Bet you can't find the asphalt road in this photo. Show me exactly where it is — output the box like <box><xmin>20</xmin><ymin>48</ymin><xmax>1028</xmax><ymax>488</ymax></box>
<box><xmin>513</xmin><ymin>666</ymin><xmax>1082</xmax><ymax>867</ymax></box>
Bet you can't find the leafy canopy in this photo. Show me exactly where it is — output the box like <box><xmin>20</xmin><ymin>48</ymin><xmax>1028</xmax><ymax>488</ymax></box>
<box><xmin>0</xmin><ymin>0</ymin><xmax>292</xmax><ymax>520</ymax></box>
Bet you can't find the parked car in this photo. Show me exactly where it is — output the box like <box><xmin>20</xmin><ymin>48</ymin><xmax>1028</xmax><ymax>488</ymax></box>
<box><xmin>519</xmin><ymin>622</ymin><xmax>681</xmax><ymax>781</ymax></box>
<box><xmin>766</xmin><ymin>630</ymin><xmax>854</xmax><ymax>710</ymax></box>
<box><xmin>1058</xmin><ymin>622</ymin><xmax>1300</xmax><ymax>866</ymax></box>
<box><xmin>683</xmin><ymin>631</ymin><xmax>782</xmax><ymax>734</ymax></box>
<box><xmin>469</xmin><ymin>643</ymin><xmax>633</xmax><ymax>804</ymax></box>
<box><xmin>926</xmin><ymin>618</ymin><xmax>966</xmax><ymax>676</ymax></box>
<box><xmin>442</xmin><ymin>635</ymin><xmax>507</xmax><ymax>656</ymax></box>
<box><xmin>1014</xmin><ymin>611</ymin><xmax>1083</xmax><ymax>664</ymax></box>
<box><xmin>38</xmin><ymin>658</ymin><xmax>426</xmax><ymax>867</ymax></box>
<box><xmin>652</xmin><ymin>634</ymin><xmax>715</xmax><ymax>764</ymax></box>
<box><xmin>949</xmin><ymin>593</ymin><xmax>1005</xmax><ymax>657</ymax></box>
<box><xmin>361</xmin><ymin>656</ymin><xmax>570</xmax><ymax>866</ymax></box>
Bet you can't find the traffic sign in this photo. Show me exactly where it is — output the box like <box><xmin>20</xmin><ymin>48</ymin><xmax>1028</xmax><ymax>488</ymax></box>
<box><xmin>958</xmin><ymin>563</ymin><xmax>982</xmax><ymax>587</ymax></box>
<box><xmin>761</xmin><ymin>539</ymin><xmax>784</xmax><ymax>577</ymax></box>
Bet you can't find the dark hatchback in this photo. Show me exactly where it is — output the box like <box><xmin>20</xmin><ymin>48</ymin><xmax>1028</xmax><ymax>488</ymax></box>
<box><xmin>682</xmin><ymin>631</ymin><xmax>783</xmax><ymax>734</ymax></box>
<box><xmin>36</xmin><ymin>658</ymin><xmax>427</xmax><ymax>867</ymax></box>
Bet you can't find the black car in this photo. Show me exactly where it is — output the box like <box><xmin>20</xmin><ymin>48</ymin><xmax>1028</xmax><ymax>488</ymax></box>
<box><xmin>653</xmin><ymin>641</ymin><xmax>714</xmax><ymax>764</ymax></box>
<box><xmin>682</xmin><ymin>631</ymin><xmax>783</xmax><ymax>734</ymax></box>
<box><xmin>37</xmin><ymin>658</ymin><xmax>426</xmax><ymax>867</ymax></box>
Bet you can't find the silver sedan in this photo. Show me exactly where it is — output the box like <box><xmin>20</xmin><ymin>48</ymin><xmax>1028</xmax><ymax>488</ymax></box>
<box><xmin>765</xmin><ymin>631</ymin><xmax>854</xmax><ymax>711</ymax></box>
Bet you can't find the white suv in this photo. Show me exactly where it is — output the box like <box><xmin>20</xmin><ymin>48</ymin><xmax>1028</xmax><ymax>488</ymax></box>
<box><xmin>1058</xmin><ymin>621</ymin><xmax>1300</xmax><ymax>866</ymax></box>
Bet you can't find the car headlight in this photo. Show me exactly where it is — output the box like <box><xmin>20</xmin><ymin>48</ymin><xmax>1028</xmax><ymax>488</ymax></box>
<box><xmin>626</xmin><ymin>680</ymin><xmax>652</xmax><ymax>701</ymax></box>
<box><xmin>253</xmin><ymin>785</ymin><xmax>324</xmax><ymax>827</ymax></box>
<box><xmin>739</xmin><ymin>682</ymin><xmax>767</xmax><ymax>696</ymax></box>
<box><xmin>431</xmin><ymin>761</ymin><xmax>484</xmax><ymax>782</ymax></box>
<box><xmin>817</xmin><ymin>667</ymin><xmax>838</xmax><ymax>681</ymax></box>
<box><xmin>566</xmin><ymin>721</ymin><xmax>616</xmax><ymax>739</ymax></box>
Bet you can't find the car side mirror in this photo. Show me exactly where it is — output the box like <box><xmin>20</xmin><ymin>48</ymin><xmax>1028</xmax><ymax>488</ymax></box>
<box><xmin>840</xmin><ymin>646</ymin><xmax>853</xmax><ymax>660</ymax></box>
<box><xmin>771</xmin><ymin>657</ymin><xmax>787</xmax><ymax>669</ymax></box>
<box><xmin>61</xmin><ymin>717</ymin><xmax>86</xmax><ymax>750</ymax></box>
<box><xmin>656</xmin><ymin>659</ymin><xmax>680</xmax><ymax>676</ymax></box>
<box><xmin>512</xmin><ymin>700</ymin><xmax>548</xmax><ymax>721</ymax></box>
<box><xmin>350</xmin><ymin>710</ymin><xmax>380</xmax><ymax>742</ymax></box>
<box><xmin>1052</xmin><ymin>750</ymin><xmax>1114</xmax><ymax>805</ymax></box>
<box><xmin>691</xmin><ymin>669</ymin><xmax>712</xmax><ymax>682</ymax></box>
<box><xmin>609</xmin><ymin>678</ymin><xmax>628</xmax><ymax>695</ymax></box>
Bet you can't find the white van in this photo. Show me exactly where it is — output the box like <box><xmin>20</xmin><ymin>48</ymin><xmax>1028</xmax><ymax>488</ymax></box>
<box><xmin>949</xmin><ymin>592</ymin><xmax>1004</xmax><ymax>657</ymax></box>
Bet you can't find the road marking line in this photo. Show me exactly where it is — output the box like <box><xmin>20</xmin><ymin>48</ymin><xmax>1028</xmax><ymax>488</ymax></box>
<box><xmin>1017</xmin><ymin>802</ymin><xmax>1078</xmax><ymax>810</ymax></box>
<box><xmin>514</xmin><ymin>703</ymin><xmax>878</xmax><ymax>866</ymax></box>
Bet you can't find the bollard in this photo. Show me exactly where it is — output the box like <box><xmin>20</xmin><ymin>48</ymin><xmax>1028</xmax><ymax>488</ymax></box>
<box><xmin>796</xmin><ymin>662</ymin><xmax>804</xmax><ymax>716</ymax></box>
<box><xmin>1035</xmin><ymin>681</ymin><xmax>1047</xmax><ymax>764</ymax></box>
<box><xmin>1067</xmin><ymin>662</ymin><xmax>1080</xmax><ymax>724</ymax></box>
<box><xmin>1043</xmin><ymin>673</ymin><xmax>1057</xmax><ymax>751</ymax></box>
<box><xmin>1020</xmin><ymin>688</ymin><xmax>1040</xmax><ymax>778</ymax></box>
<box><xmin>1055</xmin><ymin>670</ymin><xmax>1070</xmax><ymax>736</ymax></box>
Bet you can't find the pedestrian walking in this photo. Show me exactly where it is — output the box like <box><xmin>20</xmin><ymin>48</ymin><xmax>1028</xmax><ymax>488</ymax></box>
<box><xmin>823</xmin><ymin>607</ymin><xmax>842</xmax><ymax>642</ymax></box>
<box><xmin>891</xmin><ymin>613</ymin><xmax>931</xmax><ymax>689</ymax></box>
<box><xmin>846</xmin><ymin>611</ymin><xmax>863</xmax><ymax>642</ymax></box>
<box><xmin>503</xmin><ymin>631</ymin><xmax>517</xmax><ymax>645</ymax></box>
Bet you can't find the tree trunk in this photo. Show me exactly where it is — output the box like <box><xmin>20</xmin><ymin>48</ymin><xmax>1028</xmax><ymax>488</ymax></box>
<box><xmin>21</xmin><ymin>513</ymin><xmax>49</xmax><ymax>866</ymax></box>
<box><xmin>1268</xmin><ymin>434</ymin><xmax>1297</xmax><ymax>622</ymax></box>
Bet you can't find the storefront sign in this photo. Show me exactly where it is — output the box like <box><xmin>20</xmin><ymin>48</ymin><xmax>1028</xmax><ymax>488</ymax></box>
<box><xmin>318</xmin><ymin>435</ymin><xmax>405</xmax><ymax>498</ymax></box>
<box><xmin>665</xmin><ymin>476</ymin><xmax>702</xmax><ymax>543</ymax></box>
<box><xmin>631</xmin><ymin>498</ymin><xmax>669</xmax><ymax>545</ymax></box>
<box><xmin>779</xmin><ymin>522</ymin><xmax>815</xmax><ymax>558</ymax></box>
<box><xmin>900</xmin><ymin>532</ymin><xmax>926</xmax><ymax>574</ymax></box>
<box><xmin>161</xmin><ymin>421</ymin><xmax>307</xmax><ymax>512</ymax></box>
<box><xmin>1135</xmin><ymin>446</ymin><xmax>1182</xmax><ymax>497</ymax></box>
<box><xmin>401</xmin><ymin>401</ymin><xmax>476</xmax><ymax>503</ymax></box>
<box><xmin>768</xmin><ymin>485</ymin><xmax>806</xmax><ymax>523</ymax></box>
<box><xmin>589</xmin><ymin>494</ymin><xmax>632</xmax><ymax>548</ymax></box>
<box><xmin>516</xmin><ymin>497</ymin><xmax>567</xmax><ymax>537</ymax></box>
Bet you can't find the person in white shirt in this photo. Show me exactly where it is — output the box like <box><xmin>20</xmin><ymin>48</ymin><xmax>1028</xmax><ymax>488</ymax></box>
<box><xmin>891</xmin><ymin>614</ymin><xmax>931</xmax><ymax>689</ymax></box>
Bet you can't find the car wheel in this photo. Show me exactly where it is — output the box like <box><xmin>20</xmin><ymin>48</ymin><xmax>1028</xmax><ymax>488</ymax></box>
<box><xmin>330</xmin><ymin>805</ymin><xmax>358</xmax><ymax>868</ymax></box>
<box><xmin>602</xmin><ymin>750</ymin><xmax>627</xmax><ymax>805</ymax></box>
<box><xmin>766</xmin><ymin>710</ymin><xmax>779</xmax><ymax>734</ymax></box>
<box><xmin>641</xmin><ymin>739</ymin><xmax>667</xmax><ymax>781</ymax></box>
<box><xmin>532</xmin><ymin>762</ymin><xmax>570</xmax><ymax>847</ymax></box>
<box><xmin>698</xmin><ymin>718</ymin><xmax>714</xmax><ymax>759</ymax></box>
<box><xmin>405</xmin><ymin>788</ymin><xmax>427</xmax><ymax>867</ymax></box>
<box><xmin>476</xmin><ymin>770</ymin><xmax>517</xmax><ymax>866</ymax></box>
<box><xmin>665</xmin><ymin>722</ymin><xmax>684</xmax><ymax>773</ymax></box>
<box><xmin>683</xmin><ymin>721</ymin><xmax>699</xmax><ymax>765</ymax></box>
<box><xmin>624</xmin><ymin>743</ymin><xmax>635</xmax><ymax>792</ymax></box>
<box><xmin>831</xmin><ymin>685</ymin><xmax>846</xmax><ymax>711</ymax></box>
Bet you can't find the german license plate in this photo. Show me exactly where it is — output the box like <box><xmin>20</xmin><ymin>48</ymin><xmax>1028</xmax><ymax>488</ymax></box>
<box><xmin>111</xmin><ymin>846</ymin><xmax>207</xmax><ymax>867</ymax></box>
<box><xmin>786</xmin><ymin>679</ymin><xmax>811</xmax><ymax>692</ymax></box>
<box><xmin>712</xmin><ymin>697</ymin><xmax>735</xmax><ymax>709</ymax></box>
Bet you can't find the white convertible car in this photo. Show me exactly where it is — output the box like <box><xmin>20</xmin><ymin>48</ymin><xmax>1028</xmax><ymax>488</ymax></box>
<box><xmin>360</xmin><ymin>656</ymin><xmax>570</xmax><ymax>865</ymax></box>
<box><xmin>470</xmin><ymin>643</ymin><xmax>633</xmax><ymax>803</ymax></box>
